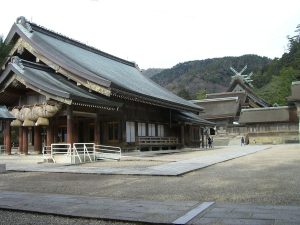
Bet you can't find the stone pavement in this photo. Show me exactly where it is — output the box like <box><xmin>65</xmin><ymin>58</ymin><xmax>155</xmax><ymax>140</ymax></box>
<box><xmin>1</xmin><ymin>191</ymin><xmax>300</xmax><ymax>225</ymax></box>
<box><xmin>3</xmin><ymin>145</ymin><xmax>269</xmax><ymax>176</ymax></box>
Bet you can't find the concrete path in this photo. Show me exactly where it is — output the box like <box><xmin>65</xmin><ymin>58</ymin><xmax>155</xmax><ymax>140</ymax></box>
<box><xmin>3</xmin><ymin>145</ymin><xmax>269</xmax><ymax>176</ymax></box>
<box><xmin>1</xmin><ymin>191</ymin><xmax>300</xmax><ymax>225</ymax></box>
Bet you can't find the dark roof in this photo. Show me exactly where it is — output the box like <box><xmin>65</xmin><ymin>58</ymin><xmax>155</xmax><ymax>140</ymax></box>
<box><xmin>0</xmin><ymin>106</ymin><xmax>15</xmax><ymax>120</ymax></box>
<box><xmin>5</xmin><ymin>17</ymin><xmax>202</xmax><ymax>112</ymax></box>
<box><xmin>228</xmin><ymin>78</ymin><xmax>270</xmax><ymax>107</ymax></box>
<box><xmin>191</xmin><ymin>97</ymin><xmax>240</xmax><ymax>120</ymax></box>
<box><xmin>238</xmin><ymin>106</ymin><xmax>293</xmax><ymax>124</ymax></box>
<box><xmin>173</xmin><ymin>111</ymin><xmax>215</xmax><ymax>126</ymax></box>
<box><xmin>0</xmin><ymin>58</ymin><xmax>121</xmax><ymax>109</ymax></box>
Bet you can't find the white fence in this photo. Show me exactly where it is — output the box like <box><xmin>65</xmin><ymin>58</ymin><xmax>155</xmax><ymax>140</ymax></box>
<box><xmin>42</xmin><ymin>143</ymin><xmax>121</xmax><ymax>164</ymax></box>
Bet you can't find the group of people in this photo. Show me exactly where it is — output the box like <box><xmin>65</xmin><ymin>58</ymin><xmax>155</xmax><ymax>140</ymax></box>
<box><xmin>206</xmin><ymin>136</ymin><xmax>247</xmax><ymax>148</ymax></box>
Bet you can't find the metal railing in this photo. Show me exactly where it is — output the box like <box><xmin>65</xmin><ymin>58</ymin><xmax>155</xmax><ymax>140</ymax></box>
<box><xmin>95</xmin><ymin>145</ymin><xmax>121</xmax><ymax>161</ymax></box>
<box><xmin>42</xmin><ymin>145</ymin><xmax>54</xmax><ymax>162</ymax></box>
<box><xmin>73</xmin><ymin>143</ymin><xmax>96</xmax><ymax>163</ymax></box>
<box><xmin>42</xmin><ymin>143</ymin><xmax>121</xmax><ymax>164</ymax></box>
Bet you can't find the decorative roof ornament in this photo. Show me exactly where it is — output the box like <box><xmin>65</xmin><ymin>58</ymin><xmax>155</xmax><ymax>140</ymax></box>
<box><xmin>16</xmin><ymin>16</ymin><xmax>32</xmax><ymax>32</ymax></box>
<box><xmin>11</xmin><ymin>56</ymin><xmax>24</xmax><ymax>70</ymax></box>
<box><xmin>230</xmin><ymin>65</ymin><xmax>253</xmax><ymax>87</ymax></box>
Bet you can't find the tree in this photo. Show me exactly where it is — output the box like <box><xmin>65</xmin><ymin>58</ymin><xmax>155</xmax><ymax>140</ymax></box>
<box><xmin>195</xmin><ymin>89</ymin><xmax>207</xmax><ymax>100</ymax></box>
<box><xmin>0</xmin><ymin>36</ymin><xmax>11</xmax><ymax>65</ymax></box>
<box><xmin>177</xmin><ymin>88</ymin><xmax>191</xmax><ymax>100</ymax></box>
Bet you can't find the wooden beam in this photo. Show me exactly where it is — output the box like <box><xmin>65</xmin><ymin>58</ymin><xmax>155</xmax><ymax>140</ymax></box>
<box><xmin>46</xmin><ymin>120</ymin><xmax>53</xmax><ymax>146</ymax></box>
<box><xmin>67</xmin><ymin>105</ymin><xmax>73</xmax><ymax>144</ymax></box>
<box><xmin>19</xmin><ymin>127</ymin><xmax>23</xmax><ymax>154</ymax></box>
<box><xmin>94</xmin><ymin>113</ymin><xmax>100</xmax><ymax>145</ymax></box>
<box><xmin>34</xmin><ymin>126</ymin><xmax>42</xmax><ymax>154</ymax></box>
<box><xmin>22</xmin><ymin>127</ymin><xmax>28</xmax><ymax>155</ymax></box>
<box><xmin>5</xmin><ymin>121</ymin><xmax>11</xmax><ymax>155</ymax></box>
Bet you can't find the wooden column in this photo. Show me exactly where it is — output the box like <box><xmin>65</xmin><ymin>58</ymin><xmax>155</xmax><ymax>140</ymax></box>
<box><xmin>201</xmin><ymin>128</ymin><xmax>204</xmax><ymax>148</ymax></box>
<box><xmin>19</xmin><ymin>127</ymin><xmax>23</xmax><ymax>154</ymax></box>
<box><xmin>34</xmin><ymin>126</ymin><xmax>42</xmax><ymax>154</ymax></box>
<box><xmin>73</xmin><ymin>119</ymin><xmax>79</xmax><ymax>143</ymax></box>
<box><xmin>22</xmin><ymin>127</ymin><xmax>28</xmax><ymax>155</ymax></box>
<box><xmin>180</xmin><ymin>124</ymin><xmax>185</xmax><ymax>147</ymax></box>
<box><xmin>67</xmin><ymin>105</ymin><xmax>73</xmax><ymax>144</ymax></box>
<box><xmin>46</xmin><ymin>120</ymin><xmax>53</xmax><ymax>146</ymax></box>
<box><xmin>3</xmin><ymin>121</ymin><xmax>6</xmax><ymax>147</ymax></box>
<box><xmin>5</xmin><ymin>121</ymin><xmax>12</xmax><ymax>155</ymax></box>
<box><xmin>94</xmin><ymin>114</ymin><xmax>100</xmax><ymax>144</ymax></box>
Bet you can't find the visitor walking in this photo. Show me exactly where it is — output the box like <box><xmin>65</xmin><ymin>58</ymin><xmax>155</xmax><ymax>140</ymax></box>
<box><xmin>241</xmin><ymin>136</ymin><xmax>245</xmax><ymax>146</ymax></box>
<box><xmin>208</xmin><ymin>136</ymin><xmax>212</xmax><ymax>148</ymax></box>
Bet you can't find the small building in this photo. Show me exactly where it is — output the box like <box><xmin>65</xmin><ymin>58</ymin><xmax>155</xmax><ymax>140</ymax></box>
<box><xmin>191</xmin><ymin>77</ymin><xmax>270</xmax><ymax>134</ymax></box>
<box><xmin>0</xmin><ymin>17</ymin><xmax>213</xmax><ymax>155</ymax></box>
<box><xmin>238</xmin><ymin>81</ymin><xmax>300</xmax><ymax>144</ymax></box>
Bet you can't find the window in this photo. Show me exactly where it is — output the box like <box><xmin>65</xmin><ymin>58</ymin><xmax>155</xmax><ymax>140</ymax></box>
<box><xmin>148</xmin><ymin>123</ymin><xmax>156</xmax><ymax>136</ymax></box>
<box><xmin>138</xmin><ymin>123</ymin><xmax>146</xmax><ymax>136</ymax></box>
<box><xmin>57</xmin><ymin>127</ymin><xmax>67</xmax><ymax>142</ymax></box>
<box><xmin>126</xmin><ymin>121</ymin><xmax>135</xmax><ymax>142</ymax></box>
<box><xmin>108</xmin><ymin>122</ymin><xmax>119</xmax><ymax>141</ymax></box>
<box><xmin>157</xmin><ymin>124</ymin><xmax>164</xmax><ymax>137</ymax></box>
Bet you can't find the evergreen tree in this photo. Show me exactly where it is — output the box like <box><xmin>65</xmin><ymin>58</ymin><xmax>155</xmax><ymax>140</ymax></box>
<box><xmin>0</xmin><ymin>36</ymin><xmax>11</xmax><ymax>65</ymax></box>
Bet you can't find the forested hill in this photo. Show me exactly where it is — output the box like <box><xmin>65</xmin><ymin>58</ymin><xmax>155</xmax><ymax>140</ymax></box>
<box><xmin>253</xmin><ymin>24</ymin><xmax>300</xmax><ymax>105</ymax></box>
<box><xmin>141</xmin><ymin>68</ymin><xmax>165</xmax><ymax>78</ymax></box>
<box><xmin>150</xmin><ymin>55</ymin><xmax>271</xmax><ymax>99</ymax></box>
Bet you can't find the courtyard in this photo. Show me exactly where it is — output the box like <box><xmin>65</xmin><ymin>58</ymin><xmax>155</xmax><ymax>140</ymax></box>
<box><xmin>1</xmin><ymin>144</ymin><xmax>300</xmax><ymax>224</ymax></box>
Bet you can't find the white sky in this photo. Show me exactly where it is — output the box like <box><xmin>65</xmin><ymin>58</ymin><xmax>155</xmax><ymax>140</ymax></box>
<box><xmin>1</xmin><ymin>0</ymin><xmax>300</xmax><ymax>69</ymax></box>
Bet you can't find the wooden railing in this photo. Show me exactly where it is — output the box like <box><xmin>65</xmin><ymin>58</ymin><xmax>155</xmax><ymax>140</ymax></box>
<box><xmin>137</xmin><ymin>137</ymin><xmax>178</xmax><ymax>146</ymax></box>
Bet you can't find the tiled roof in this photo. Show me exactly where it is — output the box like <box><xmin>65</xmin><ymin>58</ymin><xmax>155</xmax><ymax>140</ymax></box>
<box><xmin>5</xmin><ymin>17</ymin><xmax>202</xmax><ymax>112</ymax></box>
<box><xmin>0</xmin><ymin>58</ymin><xmax>121</xmax><ymax>109</ymax></box>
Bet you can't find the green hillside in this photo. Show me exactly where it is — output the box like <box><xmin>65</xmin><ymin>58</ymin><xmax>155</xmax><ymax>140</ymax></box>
<box><xmin>254</xmin><ymin>24</ymin><xmax>300</xmax><ymax>105</ymax></box>
<box><xmin>151</xmin><ymin>55</ymin><xmax>271</xmax><ymax>99</ymax></box>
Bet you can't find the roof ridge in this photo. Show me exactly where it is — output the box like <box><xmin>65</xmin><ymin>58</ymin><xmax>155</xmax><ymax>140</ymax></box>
<box><xmin>16</xmin><ymin>17</ymin><xmax>137</xmax><ymax>68</ymax></box>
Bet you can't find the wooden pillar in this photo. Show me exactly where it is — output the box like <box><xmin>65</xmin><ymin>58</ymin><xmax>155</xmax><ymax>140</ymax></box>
<box><xmin>67</xmin><ymin>105</ymin><xmax>73</xmax><ymax>144</ymax></box>
<box><xmin>73</xmin><ymin>119</ymin><xmax>78</xmax><ymax>143</ymax></box>
<box><xmin>34</xmin><ymin>126</ymin><xmax>42</xmax><ymax>154</ymax></box>
<box><xmin>94</xmin><ymin>114</ymin><xmax>100</xmax><ymax>144</ymax></box>
<box><xmin>201</xmin><ymin>128</ymin><xmax>204</xmax><ymax>148</ymax></box>
<box><xmin>46</xmin><ymin>120</ymin><xmax>53</xmax><ymax>146</ymax></box>
<box><xmin>22</xmin><ymin>127</ymin><xmax>28</xmax><ymax>155</ymax></box>
<box><xmin>181</xmin><ymin>124</ymin><xmax>185</xmax><ymax>147</ymax></box>
<box><xmin>5</xmin><ymin>121</ymin><xmax>12</xmax><ymax>155</ymax></box>
<box><xmin>53</xmin><ymin>117</ymin><xmax>58</xmax><ymax>143</ymax></box>
<box><xmin>19</xmin><ymin>127</ymin><xmax>23</xmax><ymax>154</ymax></box>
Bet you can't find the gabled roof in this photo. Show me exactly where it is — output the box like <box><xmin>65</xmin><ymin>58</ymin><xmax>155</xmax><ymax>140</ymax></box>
<box><xmin>5</xmin><ymin>17</ymin><xmax>202</xmax><ymax>112</ymax></box>
<box><xmin>191</xmin><ymin>97</ymin><xmax>240</xmax><ymax>120</ymax></box>
<box><xmin>0</xmin><ymin>58</ymin><xmax>121</xmax><ymax>109</ymax></box>
<box><xmin>228</xmin><ymin>78</ymin><xmax>270</xmax><ymax>107</ymax></box>
<box><xmin>239</xmin><ymin>106</ymin><xmax>295</xmax><ymax>124</ymax></box>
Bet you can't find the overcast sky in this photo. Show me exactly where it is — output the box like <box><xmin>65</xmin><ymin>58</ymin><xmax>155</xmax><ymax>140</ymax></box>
<box><xmin>1</xmin><ymin>0</ymin><xmax>300</xmax><ymax>69</ymax></box>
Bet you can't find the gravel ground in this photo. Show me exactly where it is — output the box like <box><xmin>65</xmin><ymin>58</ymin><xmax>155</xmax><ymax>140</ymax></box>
<box><xmin>0</xmin><ymin>209</ymin><xmax>139</xmax><ymax>225</ymax></box>
<box><xmin>1</xmin><ymin>144</ymin><xmax>300</xmax><ymax>224</ymax></box>
<box><xmin>1</xmin><ymin>144</ymin><xmax>300</xmax><ymax>205</ymax></box>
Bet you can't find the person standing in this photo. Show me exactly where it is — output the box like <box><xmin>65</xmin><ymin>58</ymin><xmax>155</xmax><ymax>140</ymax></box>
<box><xmin>208</xmin><ymin>136</ymin><xmax>212</xmax><ymax>148</ymax></box>
<box><xmin>241</xmin><ymin>136</ymin><xmax>245</xmax><ymax>146</ymax></box>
